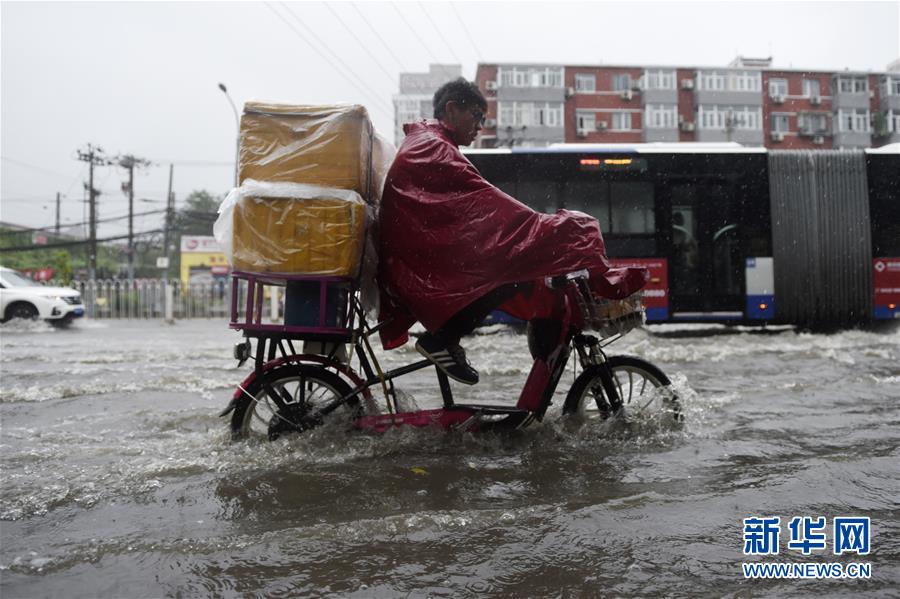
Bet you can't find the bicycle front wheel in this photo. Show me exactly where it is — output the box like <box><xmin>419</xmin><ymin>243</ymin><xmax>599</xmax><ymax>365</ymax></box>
<box><xmin>231</xmin><ymin>363</ymin><xmax>360</xmax><ymax>440</ymax></box>
<box><xmin>563</xmin><ymin>355</ymin><xmax>681</xmax><ymax>422</ymax></box>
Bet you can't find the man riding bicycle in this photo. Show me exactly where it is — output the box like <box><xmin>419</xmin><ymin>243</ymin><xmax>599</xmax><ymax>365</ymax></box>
<box><xmin>378</xmin><ymin>78</ymin><xmax>647</xmax><ymax>385</ymax></box>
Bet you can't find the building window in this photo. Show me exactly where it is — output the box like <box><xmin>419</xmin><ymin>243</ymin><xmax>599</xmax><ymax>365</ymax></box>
<box><xmin>730</xmin><ymin>70</ymin><xmax>762</xmax><ymax>92</ymax></box>
<box><xmin>576</xmin><ymin>111</ymin><xmax>596</xmax><ymax>134</ymax></box>
<box><xmin>837</xmin><ymin>76</ymin><xmax>868</xmax><ymax>94</ymax></box>
<box><xmin>769</xmin><ymin>78</ymin><xmax>788</xmax><ymax>97</ymax></box>
<box><xmin>798</xmin><ymin>112</ymin><xmax>829</xmax><ymax>134</ymax></box>
<box><xmin>645</xmin><ymin>104</ymin><xmax>677</xmax><ymax>128</ymax></box>
<box><xmin>838</xmin><ymin>109</ymin><xmax>870</xmax><ymax>132</ymax></box>
<box><xmin>500</xmin><ymin>67</ymin><xmax>563</xmax><ymax>88</ymax></box>
<box><xmin>611</xmin><ymin>112</ymin><xmax>632</xmax><ymax>130</ymax></box>
<box><xmin>699</xmin><ymin>71</ymin><xmax>726</xmax><ymax>91</ymax></box>
<box><xmin>613</xmin><ymin>74</ymin><xmax>632</xmax><ymax>91</ymax></box>
<box><xmin>575</xmin><ymin>74</ymin><xmax>595</xmax><ymax>92</ymax></box>
<box><xmin>643</xmin><ymin>69</ymin><xmax>676</xmax><ymax>90</ymax></box>
<box><xmin>890</xmin><ymin>110</ymin><xmax>900</xmax><ymax>132</ymax></box>
<box><xmin>770</xmin><ymin>114</ymin><xmax>790</xmax><ymax>132</ymax></box>
<box><xmin>498</xmin><ymin>101</ymin><xmax>564</xmax><ymax>127</ymax></box>
<box><xmin>882</xmin><ymin>77</ymin><xmax>900</xmax><ymax>96</ymax></box>
<box><xmin>698</xmin><ymin>105</ymin><xmax>762</xmax><ymax>130</ymax></box>
<box><xmin>803</xmin><ymin>78</ymin><xmax>821</xmax><ymax>97</ymax></box>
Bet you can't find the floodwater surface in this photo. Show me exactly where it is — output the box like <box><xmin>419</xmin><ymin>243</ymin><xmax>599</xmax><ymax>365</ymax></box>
<box><xmin>1</xmin><ymin>319</ymin><xmax>898</xmax><ymax>597</ymax></box>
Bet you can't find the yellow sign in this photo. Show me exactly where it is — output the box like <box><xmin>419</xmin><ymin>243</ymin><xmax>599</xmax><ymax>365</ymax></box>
<box><xmin>179</xmin><ymin>235</ymin><xmax>229</xmax><ymax>286</ymax></box>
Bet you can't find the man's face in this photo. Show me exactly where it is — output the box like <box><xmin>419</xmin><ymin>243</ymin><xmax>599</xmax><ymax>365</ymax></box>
<box><xmin>444</xmin><ymin>101</ymin><xmax>485</xmax><ymax>146</ymax></box>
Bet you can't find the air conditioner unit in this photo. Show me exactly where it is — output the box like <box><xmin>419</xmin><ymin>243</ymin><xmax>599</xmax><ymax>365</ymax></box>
<box><xmin>868</xmin><ymin>89</ymin><xmax>875</xmax><ymax>99</ymax></box>
<box><xmin>770</xmin><ymin>131</ymin><xmax>785</xmax><ymax>142</ymax></box>
<box><xmin>772</xmin><ymin>94</ymin><xmax>785</xmax><ymax>104</ymax></box>
<box><xmin>565</xmin><ymin>86</ymin><xmax>575</xmax><ymax>98</ymax></box>
<box><xmin>680</xmin><ymin>121</ymin><xmax>695</xmax><ymax>132</ymax></box>
<box><xmin>596</xmin><ymin>121</ymin><xmax>608</xmax><ymax>131</ymax></box>
<box><xmin>799</xmin><ymin>127</ymin><xmax>814</xmax><ymax>137</ymax></box>
<box><xmin>621</xmin><ymin>89</ymin><xmax>633</xmax><ymax>101</ymax></box>
<box><xmin>681</xmin><ymin>79</ymin><xmax>695</xmax><ymax>90</ymax></box>
<box><xmin>483</xmin><ymin>118</ymin><xmax>497</xmax><ymax>128</ymax></box>
<box><xmin>485</xmin><ymin>80</ymin><xmax>498</xmax><ymax>91</ymax></box>
<box><xmin>577</xmin><ymin>130</ymin><xmax>588</xmax><ymax>138</ymax></box>
<box><xmin>813</xmin><ymin>135</ymin><xmax>825</xmax><ymax>145</ymax></box>
<box><xmin>810</xmin><ymin>95</ymin><xmax>822</xmax><ymax>105</ymax></box>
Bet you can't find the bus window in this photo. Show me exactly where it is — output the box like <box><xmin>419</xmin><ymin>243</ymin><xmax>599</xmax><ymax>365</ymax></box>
<box><xmin>672</xmin><ymin>205</ymin><xmax>700</xmax><ymax>295</ymax></box>
<box><xmin>611</xmin><ymin>182</ymin><xmax>655</xmax><ymax>233</ymax></box>
<box><xmin>562</xmin><ymin>179</ymin><xmax>610</xmax><ymax>230</ymax></box>
<box><xmin>517</xmin><ymin>180</ymin><xmax>558</xmax><ymax>213</ymax></box>
<box><xmin>494</xmin><ymin>179</ymin><xmax>518</xmax><ymax>200</ymax></box>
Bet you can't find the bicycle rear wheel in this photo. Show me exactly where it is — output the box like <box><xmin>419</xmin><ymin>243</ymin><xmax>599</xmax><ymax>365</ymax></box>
<box><xmin>563</xmin><ymin>355</ymin><xmax>681</xmax><ymax>422</ymax></box>
<box><xmin>231</xmin><ymin>363</ymin><xmax>360</xmax><ymax>440</ymax></box>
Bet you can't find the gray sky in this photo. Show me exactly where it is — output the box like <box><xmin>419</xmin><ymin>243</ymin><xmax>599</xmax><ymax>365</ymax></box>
<box><xmin>1</xmin><ymin>0</ymin><xmax>898</xmax><ymax>238</ymax></box>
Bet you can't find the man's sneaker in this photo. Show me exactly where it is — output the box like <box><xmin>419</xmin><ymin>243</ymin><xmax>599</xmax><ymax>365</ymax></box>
<box><xmin>415</xmin><ymin>334</ymin><xmax>479</xmax><ymax>385</ymax></box>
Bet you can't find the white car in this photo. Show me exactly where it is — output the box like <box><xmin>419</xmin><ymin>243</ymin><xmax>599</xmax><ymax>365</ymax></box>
<box><xmin>0</xmin><ymin>266</ymin><xmax>85</xmax><ymax>325</ymax></box>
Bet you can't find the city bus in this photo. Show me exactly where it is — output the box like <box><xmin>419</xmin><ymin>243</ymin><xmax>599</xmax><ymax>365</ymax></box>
<box><xmin>464</xmin><ymin>143</ymin><xmax>900</xmax><ymax>327</ymax></box>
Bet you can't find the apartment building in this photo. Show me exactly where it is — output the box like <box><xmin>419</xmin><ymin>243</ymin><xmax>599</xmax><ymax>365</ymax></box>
<box><xmin>392</xmin><ymin>63</ymin><xmax>461</xmax><ymax>147</ymax></box>
<box><xmin>471</xmin><ymin>58</ymin><xmax>899</xmax><ymax>149</ymax></box>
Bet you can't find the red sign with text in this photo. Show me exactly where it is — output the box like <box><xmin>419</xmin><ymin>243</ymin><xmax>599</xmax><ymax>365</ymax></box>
<box><xmin>873</xmin><ymin>258</ymin><xmax>900</xmax><ymax>306</ymax></box>
<box><xmin>608</xmin><ymin>258</ymin><xmax>668</xmax><ymax>310</ymax></box>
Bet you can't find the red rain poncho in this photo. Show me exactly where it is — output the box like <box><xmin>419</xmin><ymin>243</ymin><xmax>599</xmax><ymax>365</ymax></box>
<box><xmin>377</xmin><ymin>120</ymin><xmax>647</xmax><ymax>349</ymax></box>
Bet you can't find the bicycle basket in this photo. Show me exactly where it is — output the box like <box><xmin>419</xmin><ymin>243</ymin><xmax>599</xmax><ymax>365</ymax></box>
<box><xmin>581</xmin><ymin>292</ymin><xmax>645</xmax><ymax>338</ymax></box>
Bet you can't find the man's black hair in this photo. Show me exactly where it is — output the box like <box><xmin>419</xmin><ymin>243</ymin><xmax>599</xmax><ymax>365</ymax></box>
<box><xmin>433</xmin><ymin>78</ymin><xmax>487</xmax><ymax>119</ymax></box>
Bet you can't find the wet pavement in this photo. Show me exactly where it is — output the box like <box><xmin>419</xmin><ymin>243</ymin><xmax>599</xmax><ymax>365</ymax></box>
<box><xmin>1</xmin><ymin>318</ymin><xmax>898</xmax><ymax>597</ymax></box>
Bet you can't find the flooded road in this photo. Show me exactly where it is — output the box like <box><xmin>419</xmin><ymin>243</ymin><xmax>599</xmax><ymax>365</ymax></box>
<box><xmin>1</xmin><ymin>319</ymin><xmax>898</xmax><ymax>597</ymax></box>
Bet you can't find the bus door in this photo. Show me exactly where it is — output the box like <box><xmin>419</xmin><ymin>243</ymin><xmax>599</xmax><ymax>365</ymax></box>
<box><xmin>667</xmin><ymin>181</ymin><xmax>744</xmax><ymax>319</ymax></box>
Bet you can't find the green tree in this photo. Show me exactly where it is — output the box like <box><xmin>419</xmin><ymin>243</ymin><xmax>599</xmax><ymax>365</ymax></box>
<box><xmin>174</xmin><ymin>190</ymin><xmax>221</xmax><ymax>236</ymax></box>
<box><xmin>169</xmin><ymin>190</ymin><xmax>223</xmax><ymax>276</ymax></box>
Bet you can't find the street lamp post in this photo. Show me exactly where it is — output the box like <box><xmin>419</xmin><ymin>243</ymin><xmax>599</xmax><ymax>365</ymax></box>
<box><xmin>218</xmin><ymin>83</ymin><xmax>240</xmax><ymax>187</ymax></box>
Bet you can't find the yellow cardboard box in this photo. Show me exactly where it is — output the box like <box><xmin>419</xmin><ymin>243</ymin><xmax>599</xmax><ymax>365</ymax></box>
<box><xmin>239</xmin><ymin>103</ymin><xmax>373</xmax><ymax>199</ymax></box>
<box><xmin>232</xmin><ymin>196</ymin><xmax>367</xmax><ymax>276</ymax></box>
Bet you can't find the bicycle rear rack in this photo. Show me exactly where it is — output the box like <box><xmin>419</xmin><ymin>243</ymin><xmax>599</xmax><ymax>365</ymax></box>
<box><xmin>229</xmin><ymin>271</ymin><xmax>357</xmax><ymax>341</ymax></box>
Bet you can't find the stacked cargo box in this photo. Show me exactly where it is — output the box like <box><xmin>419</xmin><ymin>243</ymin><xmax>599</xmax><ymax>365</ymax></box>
<box><xmin>220</xmin><ymin>102</ymin><xmax>381</xmax><ymax>329</ymax></box>
<box><xmin>232</xmin><ymin>102</ymin><xmax>376</xmax><ymax>277</ymax></box>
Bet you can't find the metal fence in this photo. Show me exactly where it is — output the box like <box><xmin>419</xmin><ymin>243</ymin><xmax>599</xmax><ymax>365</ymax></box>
<box><xmin>68</xmin><ymin>279</ymin><xmax>250</xmax><ymax>320</ymax></box>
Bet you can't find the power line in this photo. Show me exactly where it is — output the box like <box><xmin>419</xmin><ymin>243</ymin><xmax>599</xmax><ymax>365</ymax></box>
<box><xmin>277</xmin><ymin>1</ymin><xmax>395</xmax><ymax>116</ymax></box>
<box><xmin>349</xmin><ymin>2</ymin><xmax>409</xmax><ymax>72</ymax></box>
<box><xmin>321</xmin><ymin>2</ymin><xmax>398</xmax><ymax>87</ymax></box>
<box><xmin>0</xmin><ymin>209</ymin><xmax>168</xmax><ymax>238</ymax></box>
<box><xmin>417</xmin><ymin>2</ymin><xmax>463</xmax><ymax>66</ymax></box>
<box><xmin>1</xmin><ymin>156</ymin><xmax>81</xmax><ymax>180</ymax></box>
<box><xmin>264</xmin><ymin>2</ymin><xmax>394</xmax><ymax>120</ymax></box>
<box><xmin>390</xmin><ymin>1</ymin><xmax>441</xmax><ymax>65</ymax></box>
<box><xmin>449</xmin><ymin>1</ymin><xmax>484</xmax><ymax>64</ymax></box>
<box><xmin>0</xmin><ymin>229</ymin><xmax>166</xmax><ymax>253</ymax></box>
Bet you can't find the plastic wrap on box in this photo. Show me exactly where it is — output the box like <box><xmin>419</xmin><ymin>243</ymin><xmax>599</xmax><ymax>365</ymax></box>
<box><xmin>214</xmin><ymin>181</ymin><xmax>371</xmax><ymax>277</ymax></box>
<box><xmin>239</xmin><ymin>102</ymin><xmax>374</xmax><ymax>200</ymax></box>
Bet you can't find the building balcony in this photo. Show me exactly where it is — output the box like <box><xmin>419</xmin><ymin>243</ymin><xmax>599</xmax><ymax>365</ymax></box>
<box><xmin>879</xmin><ymin>94</ymin><xmax>900</xmax><ymax>112</ymax></box>
<box><xmin>832</xmin><ymin>130</ymin><xmax>872</xmax><ymax>148</ymax></box>
<box><xmin>496</xmin><ymin>86</ymin><xmax>566</xmax><ymax>102</ymax></box>
<box><xmin>695</xmin><ymin>128</ymin><xmax>764</xmax><ymax>145</ymax></box>
<box><xmin>643</xmin><ymin>127</ymin><xmax>680</xmax><ymax>142</ymax></box>
<box><xmin>641</xmin><ymin>88</ymin><xmax>678</xmax><ymax>104</ymax></box>
<box><xmin>695</xmin><ymin>90</ymin><xmax>763</xmax><ymax>106</ymax></box>
<box><xmin>832</xmin><ymin>92</ymin><xmax>871</xmax><ymax>110</ymax></box>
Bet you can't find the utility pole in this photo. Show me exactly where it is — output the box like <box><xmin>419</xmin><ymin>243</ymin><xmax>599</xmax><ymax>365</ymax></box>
<box><xmin>55</xmin><ymin>192</ymin><xmax>61</xmax><ymax>235</ymax></box>
<box><xmin>163</xmin><ymin>163</ymin><xmax>174</xmax><ymax>282</ymax></box>
<box><xmin>117</xmin><ymin>154</ymin><xmax>152</xmax><ymax>281</ymax></box>
<box><xmin>77</xmin><ymin>144</ymin><xmax>110</xmax><ymax>280</ymax></box>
